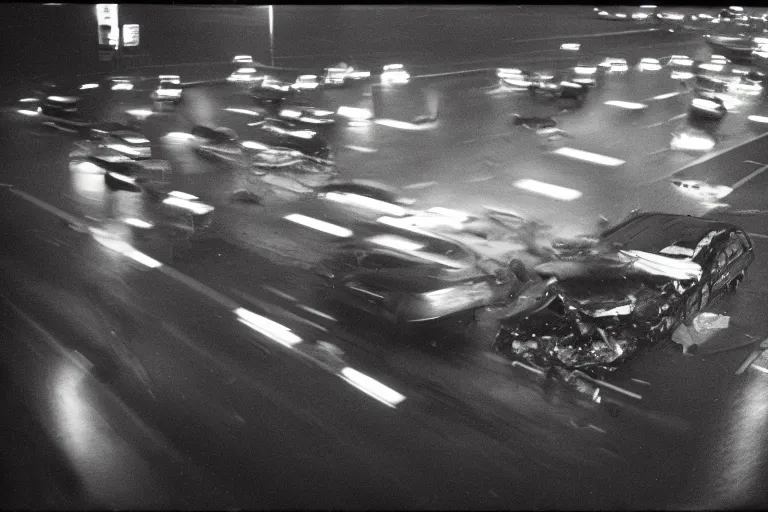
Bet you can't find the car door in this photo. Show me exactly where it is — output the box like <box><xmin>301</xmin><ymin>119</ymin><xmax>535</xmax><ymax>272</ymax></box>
<box><xmin>709</xmin><ymin>245</ymin><xmax>731</xmax><ymax>299</ymax></box>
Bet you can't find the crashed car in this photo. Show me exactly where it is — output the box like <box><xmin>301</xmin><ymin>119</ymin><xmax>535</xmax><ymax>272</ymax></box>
<box><xmin>316</xmin><ymin>228</ymin><xmax>530</xmax><ymax>325</ymax></box>
<box><xmin>494</xmin><ymin>213</ymin><xmax>754</xmax><ymax>377</ymax></box>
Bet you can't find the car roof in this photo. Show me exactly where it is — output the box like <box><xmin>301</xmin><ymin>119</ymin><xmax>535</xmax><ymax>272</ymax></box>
<box><xmin>601</xmin><ymin>213</ymin><xmax>737</xmax><ymax>254</ymax></box>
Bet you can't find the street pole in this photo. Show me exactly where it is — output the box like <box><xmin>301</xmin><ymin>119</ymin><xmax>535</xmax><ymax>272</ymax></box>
<box><xmin>268</xmin><ymin>5</ymin><xmax>275</xmax><ymax>67</ymax></box>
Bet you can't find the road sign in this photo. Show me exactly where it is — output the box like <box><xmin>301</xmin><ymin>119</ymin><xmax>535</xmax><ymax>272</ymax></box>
<box><xmin>123</xmin><ymin>24</ymin><xmax>140</xmax><ymax>47</ymax></box>
<box><xmin>96</xmin><ymin>5</ymin><xmax>119</xmax><ymax>48</ymax></box>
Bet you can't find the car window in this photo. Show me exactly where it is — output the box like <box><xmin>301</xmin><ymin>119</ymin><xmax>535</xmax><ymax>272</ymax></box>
<box><xmin>735</xmin><ymin>232</ymin><xmax>751</xmax><ymax>250</ymax></box>
<box><xmin>726</xmin><ymin>241</ymin><xmax>743</xmax><ymax>260</ymax></box>
<box><xmin>360</xmin><ymin>253</ymin><xmax>417</xmax><ymax>270</ymax></box>
<box><xmin>715</xmin><ymin>251</ymin><xmax>728</xmax><ymax>272</ymax></box>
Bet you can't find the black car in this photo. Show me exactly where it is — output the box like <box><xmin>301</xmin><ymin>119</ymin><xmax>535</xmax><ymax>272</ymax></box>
<box><xmin>251</xmin><ymin>118</ymin><xmax>333</xmax><ymax>165</ymax></box>
<box><xmin>689</xmin><ymin>94</ymin><xmax>727</xmax><ymax>121</ymax></box>
<box><xmin>494</xmin><ymin>213</ymin><xmax>754</xmax><ymax>376</ymax></box>
<box><xmin>528</xmin><ymin>72</ymin><xmax>589</xmax><ymax>106</ymax></box>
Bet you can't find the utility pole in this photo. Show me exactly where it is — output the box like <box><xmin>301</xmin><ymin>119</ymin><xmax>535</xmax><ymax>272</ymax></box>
<box><xmin>268</xmin><ymin>5</ymin><xmax>275</xmax><ymax>67</ymax></box>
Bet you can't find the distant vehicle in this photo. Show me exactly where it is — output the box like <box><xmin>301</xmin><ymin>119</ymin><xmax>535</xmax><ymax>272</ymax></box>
<box><xmin>380</xmin><ymin>64</ymin><xmax>411</xmax><ymax>85</ymax></box>
<box><xmin>496</xmin><ymin>68</ymin><xmax>533</xmax><ymax>88</ymax></box>
<box><xmin>637</xmin><ymin>57</ymin><xmax>662</xmax><ymax>72</ymax></box>
<box><xmin>232</xmin><ymin>55</ymin><xmax>254</xmax><ymax>64</ymax></box>
<box><xmin>250</xmin><ymin>78</ymin><xmax>296</xmax><ymax>108</ymax></box>
<box><xmin>316</xmin><ymin>230</ymin><xmax>527</xmax><ymax>324</ymax></box>
<box><xmin>291</xmin><ymin>74</ymin><xmax>320</xmax><ymax>90</ymax></box>
<box><xmin>277</xmin><ymin>105</ymin><xmax>337</xmax><ymax>125</ymax></box>
<box><xmin>151</xmin><ymin>75</ymin><xmax>182</xmax><ymax>106</ymax></box>
<box><xmin>571</xmin><ymin>59</ymin><xmax>602</xmax><ymax>86</ymax></box>
<box><xmin>494</xmin><ymin>213</ymin><xmax>754</xmax><ymax>377</ymax></box>
<box><xmin>689</xmin><ymin>95</ymin><xmax>727</xmax><ymax>121</ymax></box>
<box><xmin>252</xmin><ymin>117</ymin><xmax>334</xmax><ymax>166</ymax></box>
<box><xmin>598</xmin><ymin>57</ymin><xmax>629</xmax><ymax>73</ymax></box>
<box><xmin>322</xmin><ymin>64</ymin><xmax>371</xmax><ymax>86</ymax></box>
<box><xmin>595</xmin><ymin>6</ymin><xmax>658</xmax><ymax>22</ymax></box>
<box><xmin>528</xmin><ymin>72</ymin><xmax>589</xmax><ymax>106</ymax></box>
<box><xmin>227</xmin><ymin>67</ymin><xmax>264</xmax><ymax>83</ymax></box>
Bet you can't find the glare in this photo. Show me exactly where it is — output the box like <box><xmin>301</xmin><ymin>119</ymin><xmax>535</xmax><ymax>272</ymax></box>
<box><xmin>168</xmin><ymin>190</ymin><xmax>198</xmax><ymax>200</ymax></box>
<box><xmin>368</xmin><ymin>234</ymin><xmax>424</xmax><ymax>252</ymax></box>
<box><xmin>106</xmin><ymin>143</ymin><xmax>141</xmax><ymax>156</ymax></box>
<box><xmin>560</xmin><ymin>43</ymin><xmax>580</xmax><ymax>51</ymax></box>
<box><xmin>514</xmin><ymin>179</ymin><xmax>583</xmax><ymax>201</ymax></box>
<box><xmin>238</xmin><ymin>67</ymin><xmax>257</xmax><ymax>73</ymax></box>
<box><xmin>126</xmin><ymin>109</ymin><xmax>153</xmax><ymax>117</ymax></box>
<box><xmin>383</xmin><ymin>64</ymin><xmax>404</xmax><ymax>71</ymax></box>
<box><xmin>162</xmin><ymin>196</ymin><xmax>215</xmax><ymax>215</ymax></box>
<box><xmin>242</xmin><ymin>140</ymin><xmax>269</xmax><ymax>150</ymax></box>
<box><xmin>225</xmin><ymin>107</ymin><xmax>261</xmax><ymax>116</ymax></box>
<box><xmin>106</xmin><ymin>172</ymin><xmax>136</xmax><ymax>184</ymax></box>
<box><xmin>551</xmin><ymin>147</ymin><xmax>625</xmax><ymax>167</ymax></box>
<box><xmin>124</xmin><ymin>249</ymin><xmax>163</xmax><ymax>268</ymax></box>
<box><xmin>111</xmin><ymin>82</ymin><xmax>134</xmax><ymax>91</ymax></box>
<box><xmin>671</xmin><ymin>132</ymin><xmax>716</xmax><ymax>151</ymax></box>
<box><xmin>616</xmin><ymin>13</ymin><xmax>627</xmax><ymax>18</ymax></box>
<box><xmin>337</xmin><ymin>106</ymin><xmax>373</xmax><ymax>120</ymax></box>
<box><xmin>651</xmin><ymin>91</ymin><xmax>680</xmax><ymax>100</ymax></box>
<box><xmin>79</xmin><ymin>83</ymin><xmax>99</xmax><ymax>90</ymax></box>
<box><xmin>122</xmin><ymin>136</ymin><xmax>149</xmax><ymax>145</ymax></box>
<box><xmin>73</xmin><ymin>161</ymin><xmax>104</xmax><ymax>174</ymax></box>
<box><xmin>339</xmin><ymin>367</ymin><xmax>406</xmax><ymax>408</ymax></box>
<box><xmin>284</xmin><ymin>213</ymin><xmax>353</xmax><ymax>238</ymax></box>
<box><xmin>605</xmin><ymin>100</ymin><xmax>647</xmax><ymax>110</ymax></box>
<box><xmin>19</xmin><ymin>97</ymin><xmax>39</xmax><ymax>103</ymax></box>
<box><xmin>632</xmin><ymin>13</ymin><xmax>649</xmax><ymax>19</ymax></box>
<box><xmin>123</xmin><ymin>217</ymin><xmax>154</xmax><ymax>228</ymax></box>
<box><xmin>280</xmin><ymin>109</ymin><xmax>302</xmax><ymax>118</ymax></box>
<box><xmin>427</xmin><ymin>207</ymin><xmax>470</xmax><ymax>222</ymax></box>
<box><xmin>700</xmin><ymin>63</ymin><xmax>724</xmax><ymax>72</ymax></box>
<box><xmin>598</xmin><ymin>10</ymin><xmax>608</xmax><ymax>15</ymax></box>
<box><xmin>17</xmin><ymin>109</ymin><xmax>39</xmax><ymax>116</ymax></box>
<box><xmin>235</xmin><ymin>307</ymin><xmax>302</xmax><ymax>347</ymax></box>
<box><xmin>47</xmin><ymin>95</ymin><xmax>77</xmax><ymax>102</ymax></box>
<box><xmin>574</xmin><ymin>66</ymin><xmax>597</xmax><ymax>74</ymax></box>
<box><xmin>164</xmin><ymin>132</ymin><xmax>196</xmax><ymax>141</ymax></box>
<box><xmin>671</xmin><ymin>70</ymin><xmax>694</xmax><ymax>80</ymax></box>
<box><xmin>748</xmin><ymin>115</ymin><xmax>768</xmax><ymax>123</ymax></box>
<box><xmin>323</xmin><ymin>191</ymin><xmax>407</xmax><ymax>216</ymax></box>
<box><xmin>375</xmin><ymin>119</ymin><xmax>435</xmax><ymax>131</ymax></box>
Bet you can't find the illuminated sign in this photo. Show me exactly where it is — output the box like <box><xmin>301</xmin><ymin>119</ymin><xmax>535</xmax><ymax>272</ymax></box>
<box><xmin>123</xmin><ymin>24</ymin><xmax>139</xmax><ymax>46</ymax></box>
<box><xmin>96</xmin><ymin>4</ymin><xmax>119</xmax><ymax>49</ymax></box>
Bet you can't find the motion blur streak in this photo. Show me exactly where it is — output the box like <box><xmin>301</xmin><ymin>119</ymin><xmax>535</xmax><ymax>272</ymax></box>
<box><xmin>123</xmin><ymin>250</ymin><xmax>163</xmax><ymax>269</ymax></box>
<box><xmin>168</xmin><ymin>190</ymin><xmax>199</xmax><ymax>200</ymax></box>
<box><xmin>225</xmin><ymin>107</ymin><xmax>261</xmax><ymax>116</ymax></box>
<box><xmin>337</xmin><ymin>106</ymin><xmax>373</xmax><ymax>120</ymax></box>
<box><xmin>323</xmin><ymin>192</ymin><xmax>407</xmax><ymax>216</ymax></box>
<box><xmin>604</xmin><ymin>100</ymin><xmax>648</xmax><ymax>110</ymax></box>
<box><xmin>162</xmin><ymin>197</ymin><xmax>215</xmax><ymax>215</ymax></box>
<box><xmin>552</xmin><ymin>147</ymin><xmax>626</xmax><ymax>167</ymax></box>
<box><xmin>748</xmin><ymin>115</ymin><xmax>768</xmax><ymax>123</ymax></box>
<box><xmin>123</xmin><ymin>218</ymin><xmax>154</xmax><ymax>229</ymax></box>
<box><xmin>17</xmin><ymin>109</ymin><xmax>39</xmax><ymax>116</ymax></box>
<box><xmin>234</xmin><ymin>307</ymin><xmax>302</xmax><ymax>347</ymax></box>
<box><xmin>284</xmin><ymin>213</ymin><xmax>354</xmax><ymax>238</ymax></box>
<box><xmin>374</xmin><ymin>119</ymin><xmax>435</xmax><ymax>131</ymax></box>
<box><xmin>514</xmin><ymin>179</ymin><xmax>583</xmax><ymax>201</ymax></box>
<box><xmin>339</xmin><ymin>367</ymin><xmax>406</xmax><ymax>408</ymax></box>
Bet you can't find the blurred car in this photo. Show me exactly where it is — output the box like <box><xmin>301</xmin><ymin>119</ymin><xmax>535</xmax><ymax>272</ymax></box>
<box><xmin>232</xmin><ymin>54</ymin><xmax>254</xmax><ymax>65</ymax></box>
<box><xmin>381</xmin><ymin>64</ymin><xmax>411</xmax><ymax>85</ymax></box>
<box><xmin>250</xmin><ymin>78</ymin><xmax>297</xmax><ymax>108</ymax></box>
<box><xmin>689</xmin><ymin>95</ymin><xmax>728</xmax><ymax>120</ymax></box>
<box><xmin>595</xmin><ymin>9</ymin><xmax>631</xmax><ymax>20</ymax></box>
<box><xmin>291</xmin><ymin>74</ymin><xmax>320</xmax><ymax>90</ymax></box>
<box><xmin>671</xmin><ymin>179</ymin><xmax>732</xmax><ymax>200</ymax></box>
<box><xmin>666</xmin><ymin>54</ymin><xmax>695</xmax><ymax>68</ymax></box>
<box><xmin>252</xmin><ymin>118</ymin><xmax>333</xmax><ymax>165</ymax></box>
<box><xmin>315</xmin><ymin>180</ymin><xmax>415</xmax><ymax>206</ymax></box>
<box><xmin>598</xmin><ymin>57</ymin><xmax>629</xmax><ymax>73</ymax></box>
<box><xmin>528</xmin><ymin>72</ymin><xmax>589</xmax><ymax>106</ymax></box>
<box><xmin>40</xmin><ymin>94</ymin><xmax>81</xmax><ymax>120</ymax></box>
<box><xmin>571</xmin><ymin>60</ymin><xmax>602</xmax><ymax>86</ymax></box>
<box><xmin>85</xmin><ymin>122</ymin><xmax>152</xmax><ymax>159</ymax></box>
<box><xmin>670</xmin><ymin>129</ymin><xmax>717</xmax><ymax>152</ymax></box>
<box><xmin>693</xmin><ymin>73</ymin><xmax>730</xmax><ymax>94</ymax></box>
<box><xmin>728</xmin><ymin>72</ymin><xmax>765</xmax><ymax>95</ymax></box>
<box><xmin>277</xmin><ymin>105</ymin><xmax>336</xmax><ymax>125</ymax></box>
<box><xmin>494</xmin><ymin>213</ymin><xmax>754</xmax><ymax>377</ymax></box>
<box><xmin>637</xmin><ymin>57</ymin><xmax>662</xmax><ymax>72</ymax></box>
<box><xmin>227</xmin><ymin>67</ymin><xmax>264</xmax><ymax>83</ymax></box>
<box><xmin>322</xmin><ymin>64</ymin><xmax>371</xmax><ymax>86</ymax></box>
<box><xmin>316</xmin><ymin>230</ymin><xmax>528</xmax><ymax>324</ymax></box>
<box><xmin>151</xmin><ymin>75</ymin><xmax>182</xmax><ymax>105</ymax></box>
<box><xmin>496</xmin><ymin>68</ymin><xmax>533</xmax><ymax>88</ymax></box>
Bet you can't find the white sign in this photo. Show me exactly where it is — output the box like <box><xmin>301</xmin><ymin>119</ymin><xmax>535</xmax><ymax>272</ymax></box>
<box><xmin>96</xmin><ymin>4</ymin><xmax>119</xmax><ymax>49</ymax></box>
<box><xmin>123</xmin><ymin>24</ymin><xmax>140</xmax><ymax>47</ymax></box>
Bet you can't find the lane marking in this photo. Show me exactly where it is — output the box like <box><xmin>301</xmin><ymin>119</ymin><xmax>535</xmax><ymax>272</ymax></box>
<box><xmin>730</xmin><ymin>163</ymin><xmax>768</xmax><ymax>190</ymax></box>
<box><xmin>631</xmin><ymin>378</ymin><xmax>651</xmax><ymax>386</ymax></box>
<box><xmin>748</xmin><ymin>232</ymin><xmax>768</xmax><ymax>239</ymax></box>
<box><xmin>605</xmin><ymin>100</ymin><xmax>647</xmax><ymax>110</ymax></box>
<box><xmin>649</xmin><ymin>148</ymin><xmax>669</xmax><ymax>156</ymax></box>
<box><xmin>645</xmin><ymin>91</ymin><xmax>682</xmax><ymax>101</ymax></box>
<box><xmin>588</xmin><ymin>423</ymin><xmax>607</xmax><ymax>434</ymax></box>
<box><xmin>551</xmin><ymin>147</ymin><xmax>625</xmax><ymax>167</ymax></box>
<box><xmin>467</xmin><ymin>175</ymin><xmax>495</xmax><ymax>183</ymax></box>
<box><xmin>675</xmin><ymin>130</ymin><xmax>768</xmax><ymax>174</ymax></box>
<box><xmin>262</xmin><ymin>285</ymin><xmax>298</xmax><ymax>302</ymax></box>
<box><xmin>735</xmin><ymin>339</ymin><xmax>768</xmax><ymax>375</ymax></box>
<box><xmin>744</xmin><ymin>160</ymin><xmax>766</xmax><ymax>166</ymax></box>
<box><xmin>345</xmin><ymin>145</ymin><xmax>378</xmax><ymax>153</ymax></box>
<box><xmin>666</xmin><ymin>113</ymin><xmax>687</xmax><ymax>123</ymax></box>
<box><xmin>403</xmin><ymin>181</ymin><xmax>438</xmax><ymax>190</ymax></box>
<box><xmin>510</xmin><ymin>360</ymin><xmax>546</xmax><ymax>376</ymax></box>
<box><xmin>298</xmin><ymin>304</ymin><xmax>337</xmax><ymax>322</ymax></box>
<box><xmin>515</xmin><ymin>179</ymin><xmax>582</xmax><ymax>201</ymax></box>
<box><xmin>643</xmin><ymin>121</ymin><xmax>665</xmax><ymax>129</ymax></box>
<box><xmin>579</xmin><ymin>373</ymin><xmax>643</xmax><ymax>400</ymax></box>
